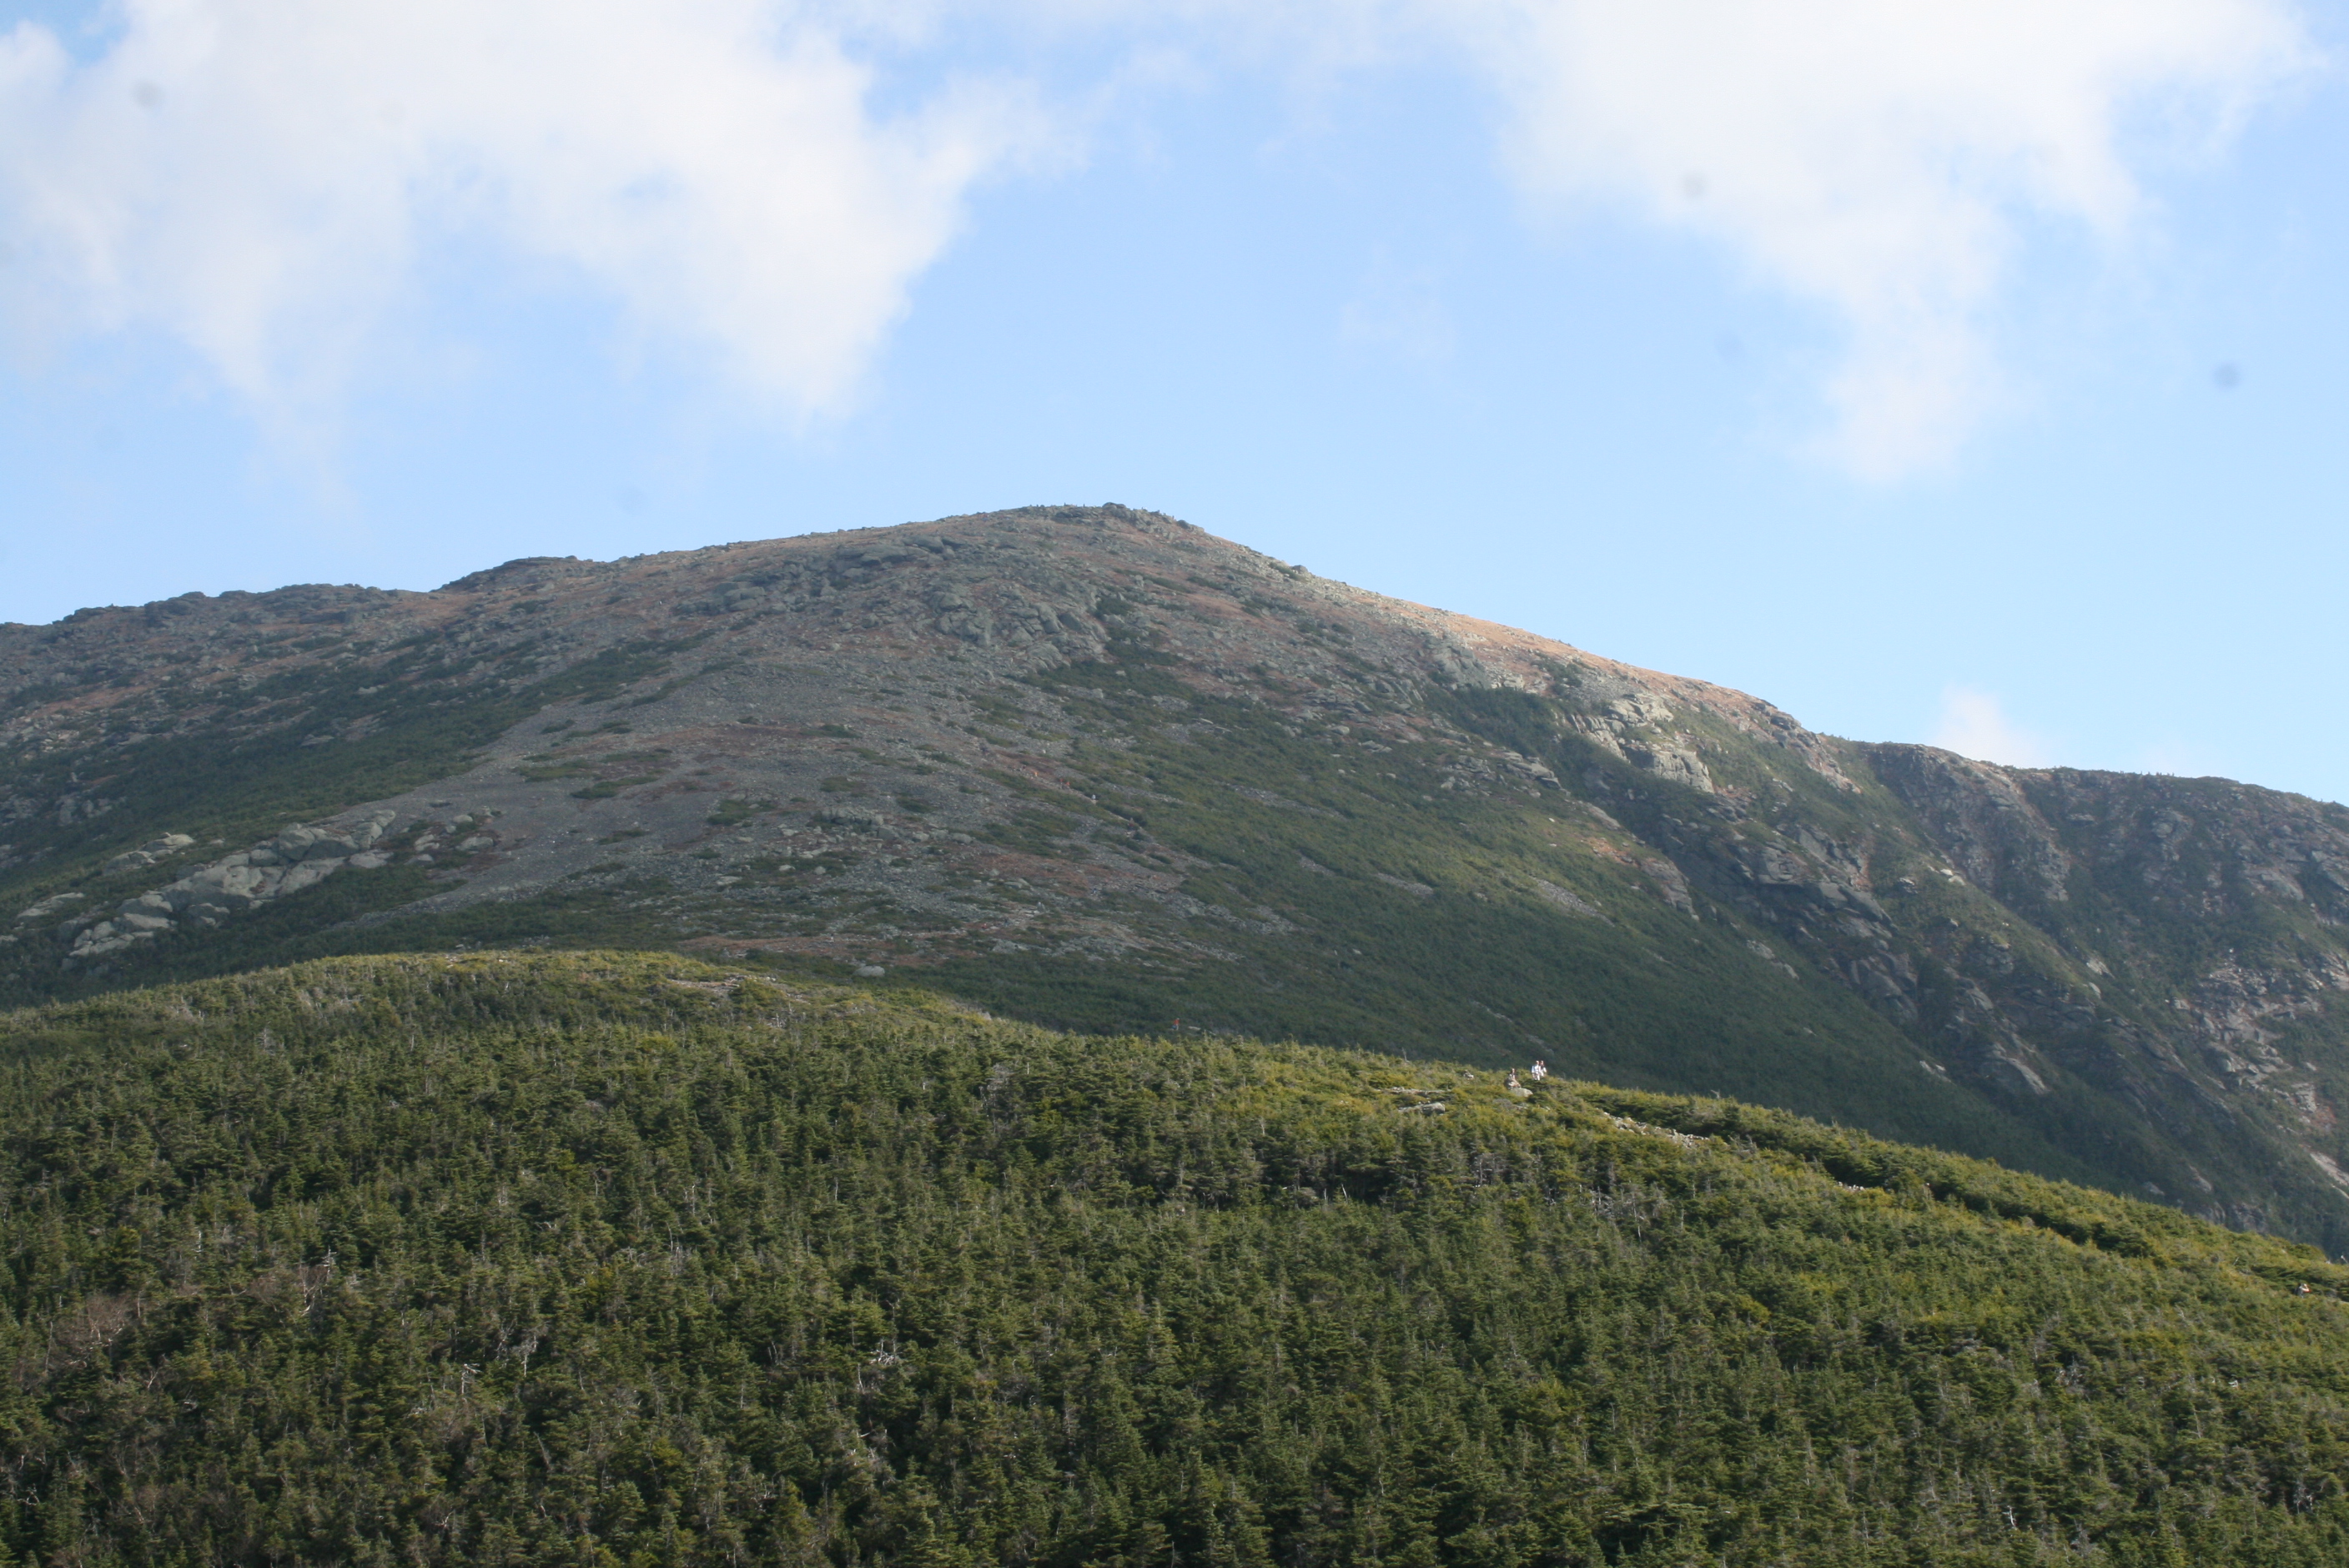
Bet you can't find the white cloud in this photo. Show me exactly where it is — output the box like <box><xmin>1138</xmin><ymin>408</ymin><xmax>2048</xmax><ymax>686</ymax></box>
<box><xmin>1933</xmin><ymin>686</ymin><xmax>2051</xmax><ymax>766</ymax></box>
<box><xmin>0</xmin><ymin>0</ymin><xmax>2313</xmax><ymax>475</ymax></box>
<box><xmin>1442</xmin><ymin>0</ymin><xmax>2311</xmax><ymax>478</ymax></box>
<box><xmin>0</xmin><ymin>0</ymin><xmax>1049</xmax><ymax>420</ymax></box>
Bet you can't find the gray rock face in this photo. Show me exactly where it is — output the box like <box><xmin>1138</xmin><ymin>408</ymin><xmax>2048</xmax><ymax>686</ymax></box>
<box><xmin>1626</xmin><ymin>741</ymin><xmax>1713</xmax><ymax>792</ymax></box>
<box><xmin>68</xmin><ymin>811</ymin><xmax>398</xmax><ymax>960</ymax></box>
<box><xmin>1638</xmin><ymin>857</ymin><xmax>1695</xmax><ymax>915</ymax></box>
<box><xmin>13</xmin><ymin>891</ymin><xmax>84</xmax><ymax>923</ymax></box>
<box><xmin>1564</xmin><ymin>696</ymin><xmax>1714</xmax><ymax>793</ymax></box>
<box><xmin>1866</xmin><ymin>745</ymin><xmax>2073</xmax><ymax>906</ymax></box>
<box><xmin>1605</xmin><ymin>694</ymin><xmax>1675</xmax><ymax>727</ymax></box>
<box><xmin>1531</xmin><ymin>878</ymin><xmax>1602</xmax><ymax>917</ymax></box>
<box><xmin>102</xmin><ymin>833</ymin><xmax>196</xmax><ymax>876</ymax></box>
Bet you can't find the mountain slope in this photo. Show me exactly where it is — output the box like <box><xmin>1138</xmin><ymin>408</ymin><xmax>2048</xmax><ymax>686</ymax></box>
<box><xmin>6</xmin><ymin>505</ymin><xmax>2349</xmax><ymax>1249</ymax></box>
<box><xmin>3</xmin><ymin>952</ymin><xmax>2347</xmax><ymax>1566</ymax></box>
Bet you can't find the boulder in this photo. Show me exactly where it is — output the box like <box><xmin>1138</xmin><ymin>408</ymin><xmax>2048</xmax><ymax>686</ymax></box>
<box><xmin>277</xmin><ymin>861</ymin><xmax>342</xmax><ymax>896</ymax></box>
<box><xmin>1605</xmin><ymin>694</ymin><xmax>1676</xmax><ymax>726</ymax></box>
<box><xmin>1626</xmin><ymin>741</ymin><xmax>1713</xmax><ymax>793</ymax></box>
<box><xmin>1532</xmin><ymin>878</ymin><xmax>1602</xmax><ymax>917</ymax></box>
<box><xmin>14</xmin><ymin>892</ymin><xmax>83</xmax><ymax>922</ymax></box>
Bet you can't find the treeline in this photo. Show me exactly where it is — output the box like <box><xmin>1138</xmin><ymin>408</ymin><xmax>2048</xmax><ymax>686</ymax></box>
<box><xmin>2</xmin><ymin>953</ymin><xmax>2346</xmax><ymax>1565</ymax></box>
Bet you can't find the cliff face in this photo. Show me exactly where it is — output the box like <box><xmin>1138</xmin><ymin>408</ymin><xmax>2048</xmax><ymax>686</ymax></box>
<box><xmin>1860</xmin><ymin>746</ymin><xmax>2349</xmax><ymax>1229</ymax></box>
<box><xmin>6</xmin><ymin>504</ymin><xmax>2349</xmax><ymax>1249</ymax></box>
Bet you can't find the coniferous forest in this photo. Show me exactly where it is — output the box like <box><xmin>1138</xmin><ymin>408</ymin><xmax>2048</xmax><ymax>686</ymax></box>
<box><xmin>3</xmin><ymin>952</ymin><xmax>2346</xmax><ymax>1565</ymax></box>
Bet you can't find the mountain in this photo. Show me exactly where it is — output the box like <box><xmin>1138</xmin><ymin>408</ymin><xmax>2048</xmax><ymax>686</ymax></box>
<box><xmin>3</xmin><ymin>951</ymin><xmax>2346</xmax><ymax>1565</ymax></box>
<box><xmin>6</xmin><ymin>504</ymin><xmax>2349</xmax><ymax>1252</ymax></box>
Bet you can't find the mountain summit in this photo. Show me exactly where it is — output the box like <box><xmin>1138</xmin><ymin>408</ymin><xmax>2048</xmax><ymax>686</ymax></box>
<box><xmin>7</xmin><ymin>504</ymin><xmax>2349</xmax><ymax>1249</ymax></box>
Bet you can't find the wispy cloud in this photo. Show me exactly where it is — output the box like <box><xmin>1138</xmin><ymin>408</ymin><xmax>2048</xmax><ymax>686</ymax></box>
<box><xmin>0</xmin><ymin>0</ymin><xmax>2314</xmax><ymax>476</ymax></box>
<box><xmin>1440</xmin><ymin>0</ymin><xmax>2311</xmax><ymax>478</ymax></box>
<box><xmin>0</xmin><ymin>0</ymin><xmax>1049</xmax><ymax>423</ymax></box>
<box><xmin>1933</xmin><ymin>686</ymin><xmax>2052</xmax><ymax>766</ymax></box>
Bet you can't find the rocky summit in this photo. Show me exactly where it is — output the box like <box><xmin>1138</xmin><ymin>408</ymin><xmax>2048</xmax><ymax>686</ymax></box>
<box><xmin>7</xmin><ymin>503</ymin><xmax>2349</xmax><ymax>1251</ymax></box>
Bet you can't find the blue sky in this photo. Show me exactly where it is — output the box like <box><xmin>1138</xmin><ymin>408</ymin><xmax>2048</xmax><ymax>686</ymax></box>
<box><xmin>3</xmin><ymin>0</ymin><xmax>2346</xmax><ymax>803</ymax></box>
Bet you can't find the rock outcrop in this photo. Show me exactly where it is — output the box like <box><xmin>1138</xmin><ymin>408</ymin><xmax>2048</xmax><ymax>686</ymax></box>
<box><xmin>60</xmin><ymin>811</ymin><xmax>399</xmax><ymax>958</ymax></box>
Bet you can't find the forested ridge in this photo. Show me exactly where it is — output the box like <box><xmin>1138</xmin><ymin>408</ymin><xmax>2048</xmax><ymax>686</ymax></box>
<box><xmin>3</xmin><ymin>952</ymin><xmax>2349</xmax><ymax>1565</ymax></box>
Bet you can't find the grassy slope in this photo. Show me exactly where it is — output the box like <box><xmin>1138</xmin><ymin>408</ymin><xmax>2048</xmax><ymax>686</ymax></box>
<box><xmin>9</xmin><ymin>637</ymin><xmax>2348</xmax><ymax>1254</ymax></box>
<box><xmin>3</xmin><ymin>952</ymin><xmax>2348</xmax><ymax>1566</ymax></box>
<box><xmin>0</xmin><ymin>631</ymin><xmax>702</xmax><ymax>967</ymax></box>
<box><xmin>913</xmin><ymin>661</ymin><xmax>2186</xmax><ymax>1199</ymax></box>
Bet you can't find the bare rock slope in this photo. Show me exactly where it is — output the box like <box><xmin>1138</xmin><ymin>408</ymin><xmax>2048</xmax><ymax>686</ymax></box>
<box><xmin>8</xmin><ymin>503</ymin><xmax>2349</xmax><ymax>1250</ymax></box>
